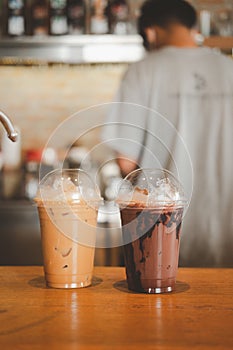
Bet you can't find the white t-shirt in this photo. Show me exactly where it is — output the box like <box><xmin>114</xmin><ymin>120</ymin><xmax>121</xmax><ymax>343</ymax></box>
<box><xmin>101</xmin><ymin>46</ymin><xmax>233</xmax><ymax>267</ymax></box>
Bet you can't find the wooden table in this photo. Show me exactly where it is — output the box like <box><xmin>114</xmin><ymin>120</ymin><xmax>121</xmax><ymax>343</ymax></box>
<box><xmin>0</xmin><ymin>267</ymin><xmax>232</xmax><ymax>349</ymax></box>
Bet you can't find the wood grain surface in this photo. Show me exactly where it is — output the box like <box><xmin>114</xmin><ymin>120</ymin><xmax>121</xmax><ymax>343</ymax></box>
<box><xmin>0</xmin><ymin>266</ymin><xmax>232</xmax><ymax>349</ymax></box>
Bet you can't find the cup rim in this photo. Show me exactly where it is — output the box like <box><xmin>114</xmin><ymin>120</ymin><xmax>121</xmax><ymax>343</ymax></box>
<box><xmin>116</xmin><ymin>199</ymin><xmax>187</xmax><ymax>210</ymax></box>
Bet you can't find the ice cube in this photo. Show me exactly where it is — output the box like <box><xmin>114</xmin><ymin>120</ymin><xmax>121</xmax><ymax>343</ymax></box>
<box><xmin>61</xmin><ymin>177</ymin><xmax>77</xmax><ymax>194</ymax></box>
<box><xmin>148</xmin><ymin>177</ymin><xmax>181</xmax><ymax>204</ymax></box>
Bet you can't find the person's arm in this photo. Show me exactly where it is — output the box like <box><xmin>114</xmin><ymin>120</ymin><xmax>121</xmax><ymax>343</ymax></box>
<box><xmin>101</xmin><ymin>62</ymin><xmax>147</xmax><ymax>177</ymax></box>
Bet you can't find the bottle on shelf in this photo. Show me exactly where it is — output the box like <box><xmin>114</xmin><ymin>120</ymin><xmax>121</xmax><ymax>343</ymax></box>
<box><xmin>6</xmin><ymin>0</ymin><xmax>26</xmax><ymax>36</ymax></box>
<box><xmin>67</xmin><ymin>0</ymin><xmax>86</xmax><ymax>34</ymax></box>
<box><xmin>30</xmin><ymin>0</ymin><xmax>49</xmax><ymax>36</ymax></box>
<box><xmin>49</xmin><ymin>0</ymin><xmax>68</xmax><ymax>35</ymax></box>
<box><xmin>23</xmin><ymin>147</ymin><xmax>58</xmax><ymax>200</ymax></box>
<box><xmin>107</xmin><ymin>0</ymin><xmax>130</xmax><ymax>35</ymax></box>
<box><xmin>23</xmin><ymin>149</ymin><xmax>41</xmax><ymax>200</ymax></box>
<box><xmin>90</xmin><ymin>0</ymin><xmax>108</xmax><ymax>34</ymax></box>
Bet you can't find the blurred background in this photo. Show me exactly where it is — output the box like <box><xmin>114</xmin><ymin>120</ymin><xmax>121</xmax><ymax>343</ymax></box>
<box><xmin>0</xmin><ymin>0</ymin><xmax>233</xmax><ymax>265</ymax></box>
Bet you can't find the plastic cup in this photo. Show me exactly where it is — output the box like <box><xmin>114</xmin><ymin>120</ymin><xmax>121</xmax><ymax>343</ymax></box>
<box><xmin>117</xmin><ymin>168</ymin><xmax>187</xmax><ymax>293</ymax></box>
<box><xmin>34</xmin><ymin>169</ymin><xmax>101</xmax><ymax>289</ymax></box>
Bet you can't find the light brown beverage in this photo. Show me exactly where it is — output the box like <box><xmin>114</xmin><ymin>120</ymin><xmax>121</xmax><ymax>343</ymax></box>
<box><xmin>120</xmin><ymin>203</ymin><xmax>184</xmax><ymax>293</ymax></box>
<box><xmin>36</xmin><ymin>199</ymin><xmax>98</xmax><ymax>289</ymax></box>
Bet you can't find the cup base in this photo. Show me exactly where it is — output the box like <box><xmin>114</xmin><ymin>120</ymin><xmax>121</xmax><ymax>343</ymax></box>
<box><xmin>45</xmin><ymin>272</ymin><xmax>92</xmax><ymax>289</ymax></box>
<box><xmin>127</xmin><ymin>277</ymin><xmax>176</xmax><ymax>294</ymax></box>
<box><xmin>128</xmin><ymin>285</ymin><xmax>174</xmax><ymax>294</ymax></box>
<box><xmin>47</xmin><ymin>280</ymin><xmax>92</xmax><ymax>289</ymax></box>
<box><xmin>143</xmin><ymin>286</ymin><xmax>173</xmax><ymax>294</ymax></box>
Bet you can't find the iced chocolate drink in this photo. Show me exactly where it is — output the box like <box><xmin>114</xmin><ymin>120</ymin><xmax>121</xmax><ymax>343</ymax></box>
<box><xmin>117</xmin><ymin>169</ymin><xmax>186</xmax><ymax>294</ymax></box>
<box><xmin>121</xmin><ymin>204</ymin><xmax>183</xmax><ymax>293</ymax></box>
<box><xmin>35</xmin><ymin>169</ymin><xmax>101</xmax><ymax>289</ymax></box>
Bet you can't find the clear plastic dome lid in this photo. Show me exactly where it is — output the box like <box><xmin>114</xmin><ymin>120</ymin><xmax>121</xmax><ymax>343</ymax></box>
<box><xmin>34</xmin><ymin>169</ymin><xmax>102</xmax><ymax>247</ymax></box>
<box><xmin>35</xmin><ymin>168</ymin><xmax>102</xmax><ymax>207</ymax></box>
<box><xmin>116</xmin><ymin>168</ymin><xmax>187</xmax><ymax>209</ymax></box>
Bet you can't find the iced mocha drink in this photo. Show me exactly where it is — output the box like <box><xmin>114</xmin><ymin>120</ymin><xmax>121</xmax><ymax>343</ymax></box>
<box><xmin>121</xmin><ymin>203</ymin><xmax>183</xmax><ymax>293</ymax></box>
<box><xmin>36</xmin><ymin>199</ymin><xmax>98</xmax><ymax>288</ymax></box>
<box><xmin>117</xmin><ymin>169</ymin><xmax>186</xmax><ymax>293</ymax></box>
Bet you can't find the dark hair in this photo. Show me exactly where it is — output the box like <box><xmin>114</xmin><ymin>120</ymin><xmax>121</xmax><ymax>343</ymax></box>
<box><xmin>138</xmin><ymin>0</ymin><xmax>197</xmax><ymax>50</ymax></box>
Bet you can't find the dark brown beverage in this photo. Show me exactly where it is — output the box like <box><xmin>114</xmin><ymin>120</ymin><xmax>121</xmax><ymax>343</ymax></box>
<box><xmin>120</xmin><ymin>204</ymin><xmax>184</xmax><ymax>293</ymax></box>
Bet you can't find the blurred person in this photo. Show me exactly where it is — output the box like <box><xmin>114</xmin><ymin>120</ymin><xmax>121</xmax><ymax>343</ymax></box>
<box><xmin>101</xmin><ymin>0</ymin><xmax>233</xmax><ymax>267</ymax></box>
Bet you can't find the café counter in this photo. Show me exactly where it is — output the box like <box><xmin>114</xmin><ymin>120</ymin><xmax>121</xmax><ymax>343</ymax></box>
<box><xmin>0</xmin><ymin>266</ymin><xmax>232</xmax><ymax>349</ymax></box>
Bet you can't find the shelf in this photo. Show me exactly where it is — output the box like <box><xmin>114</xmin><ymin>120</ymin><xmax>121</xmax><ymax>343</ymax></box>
<box><xmin>0</xmin><ymin>35</ymin><xmax>145</xmax><ymax>64</ymax></box>
<box><xmin>0</xmin><ymin>35</ymin><xmax>232</xmax><ymax>65</ymax></box>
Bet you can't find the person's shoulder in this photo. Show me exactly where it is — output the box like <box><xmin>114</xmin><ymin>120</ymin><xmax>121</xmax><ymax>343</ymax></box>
<box><xmin>215</xmin><ymin>49</ymin><xmax>233</xmax><ymax>65</ymax></box>
<box><xmin>200</xmin><ymin>46</ymin><xmax>233</xmax><ymax>62</ymax></box>
<box><xmin>205</xmin><ymin>47</ymin><xmax>233</xmax><ymax>72</ymax></box>
<box><xmin>128</xmin><ymin>50</ymin><xmax>165</xmax><ymax>71</ymax></box>
<box><xmin>123</xmin><ymin>54</ymin><xmax>154</xmax><ymax>77</ymax></box>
